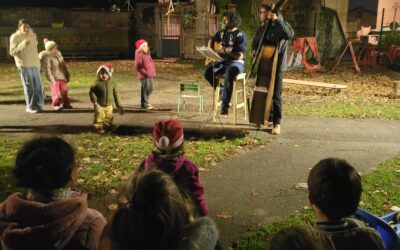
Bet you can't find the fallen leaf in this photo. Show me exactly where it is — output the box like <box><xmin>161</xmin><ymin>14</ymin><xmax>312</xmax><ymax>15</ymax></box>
<box><xmin>92</xmin><ymin>175</ymin><xmax>101</xmax><ymax>181</ymax></box>
<box><xmin>204</xmin><ymin>156</ymin><xmax>213</xmax><ymax>161</ymax></box>
<box><xmin>82</xmin><ymin>157</ymin><xmax>91</xmax><ymax>163</ymax></box>
<box><xmin>294</xmin><ymin>183</ymin><xmax>308</xmax><ymax>190</ymax></box>
<box><xmin>217</xmin><ymin>211</ymin><xmax>233</xmax><ymax>219</ymax></box>
<box><xmin>109</xmin><ymin>189</ymin><xmax>119</xmax><ymax>195</ymax></box>
<box><xmin>383</xmin><ymin>201</ymin><xmax>392</xmax><ymax>211</ymax></box>
<box><xmin>108</xmin><ymin>203</ymin><xmax>118</xmax><ymax>210</ymax></box>
<box><xmin>251</xmin><ymin>191</ymin><xmax>260</xmax><ymax>197</ymax></box>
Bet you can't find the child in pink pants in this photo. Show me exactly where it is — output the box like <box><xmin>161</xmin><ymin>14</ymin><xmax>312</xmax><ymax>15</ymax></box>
<box><xmin>39</xmin><ymin>39</ymin><xmax>71</xmax><ymax>110</ymax></box>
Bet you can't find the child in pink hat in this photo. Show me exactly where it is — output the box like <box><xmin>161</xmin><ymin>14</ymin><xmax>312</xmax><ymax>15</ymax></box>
<box><xmin>134</xmin><ymin>39</ymin><xmax>156</xmax><ymax>110</ymax></box>
<box><xmin>136</xmin><ymin>119</ymin><xmax>209</xmax><ymax>216</ymax></box>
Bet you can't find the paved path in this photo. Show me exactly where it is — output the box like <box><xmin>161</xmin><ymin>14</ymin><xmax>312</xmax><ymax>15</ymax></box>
<box><xmin>203</xmin><ymin>116</ymin><xmax>400</xmax><ymax>246</ymax></box>
<box><xmin>1</xmin><ymin>104</ymin><xmax>400</xmax><ymax>247</ymax></box>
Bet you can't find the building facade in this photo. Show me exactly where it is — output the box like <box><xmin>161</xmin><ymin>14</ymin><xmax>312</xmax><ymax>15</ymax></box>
<box><xmin>376</xmin><ymin>0</ymin><xmax>400</xmax><ymax>28</ymax></box>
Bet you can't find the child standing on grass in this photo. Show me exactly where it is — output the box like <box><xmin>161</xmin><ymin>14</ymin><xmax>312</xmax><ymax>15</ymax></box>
<box><xmin>136</xmin><ymin>119</ymin><xmax>209</xmax><ymax>216</ymax></box>
<box><xmin>89</xmin><ymin>63</ymin><xmax>124</xmax><ymax>134</ymax></box>
<box><xmin>134</xmin><ymin>39</ymin><xmax>155</xmax><ymax>110</ymax></box>
<box><xmin>39</xmin><ymin>38</ymin><xmax>72</xmax><ymax>110</ymax></box>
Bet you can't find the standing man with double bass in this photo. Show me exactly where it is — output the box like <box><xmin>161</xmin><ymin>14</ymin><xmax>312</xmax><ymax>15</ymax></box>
<box><xmin>251</xmin><ymin>2</ymin><xmax>294</xmax><ymax>134</ymax></box>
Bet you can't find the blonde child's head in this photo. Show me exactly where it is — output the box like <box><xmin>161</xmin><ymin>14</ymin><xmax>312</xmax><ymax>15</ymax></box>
<box><xmin>135</xmin><ymin>39</ymin><xmax>149</xmax><ymax>53</ymax></box>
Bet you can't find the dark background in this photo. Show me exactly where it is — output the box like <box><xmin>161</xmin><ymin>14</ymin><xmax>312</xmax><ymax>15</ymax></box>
<box><xmin>348</xmin><ymin>0</ymin><xmax>378</xmax><ymax>12</ymax></box>
<box><xmin>0</xmin><ymin>0</ymin><xmax>160</xmax><ymax>9</ymax></box>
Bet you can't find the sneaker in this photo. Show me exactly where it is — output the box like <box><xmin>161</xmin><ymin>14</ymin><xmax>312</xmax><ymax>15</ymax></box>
<box><xmin>220</xmin><ymin>107</ymin><xmax>228</xmax><ymax>115</ymax></box>
<box><xmin>146</xmin><ymin>104</ymin><xmax>154</xmax><ymax>110</ymax></box>
<box><xmin>96</xmin><ymin>127</ymin><xmax>106</xmax><ymax>134</ymax></box>
<box><xmin>271</xmin><ymin>125</ymin><xmax>281</xmax><ymax>135</ymax></box>
<box><xmin>63</xmin><ymin>104</ymin><xmax>73</xmax><ymax>109</ymax></box>
<box><xmin>105</xmin><ymin>123</ymin><xmax>118</xmax><ymax>131</ymax></box>
<box><xmin>26</xmin><ymin>109</ymin><xmax>38</xmax><ymax>113</ymax></box>
<box><xmin>260</xmin><ymin>122</ymin><xmax>273</xmax><ymax>129</ymax></box>
<box><xmin>53</xmin><ymin>106</ymin><xmax>62</xmax><ymax>111</ymax></box>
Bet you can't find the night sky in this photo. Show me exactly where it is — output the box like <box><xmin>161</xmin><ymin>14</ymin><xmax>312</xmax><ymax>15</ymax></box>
<box><xmin>348</xmin><ymin>0</ymin><xmax>379</xmax><ymax>13</ymax></box>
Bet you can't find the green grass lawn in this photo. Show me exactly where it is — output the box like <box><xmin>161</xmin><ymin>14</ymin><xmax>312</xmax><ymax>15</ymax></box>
<box><xmin>285</xmin><ymin>100</ymin><xmax>400</xmax><ymax>120</ymax></box>
<box><xmin>0</xmin><ymin>133</ymin><xmax>263</xmax><ymax>200</ymax></box>
<box><xmin>230</xmin><ymin>154</ymin><xmax>400</xmax><ymax>250</ymax></box>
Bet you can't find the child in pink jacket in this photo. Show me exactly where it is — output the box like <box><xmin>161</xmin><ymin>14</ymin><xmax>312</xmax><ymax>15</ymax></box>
<box><xmin>134</xmin><ymin>39</ymin><xmax>156</xmax><ymax>110</ymax></box>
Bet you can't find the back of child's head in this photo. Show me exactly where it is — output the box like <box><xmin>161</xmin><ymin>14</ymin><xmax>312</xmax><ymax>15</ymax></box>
<box><xmin>268</xmin><ymin>226</ymin><xmax>322</xmax><ymax>250</ymax></box>
<box><xmin>110</xmin><ymin>168</ymin><xmax>189</xmax><ymax>250</ymax></box>
<box><xmin>152</xmin><ymin>119</ymin><xmax>184</xmax><ymax>155</ymax></box>
<box><xmin>13</xmin><ymin>137</ymin><xmax>75</xmax><ymax>190</ymax></box>
<box><xmin>307</xmin><ymin>157</ymin><xmax>362</xmax><ymax>221</ymax></box>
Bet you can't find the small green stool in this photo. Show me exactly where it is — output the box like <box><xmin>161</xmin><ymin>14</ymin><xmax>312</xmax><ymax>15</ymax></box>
<box><xmin>177</xmin><ymin>82</ymin><xmax>204</xmax><ymax>113</ymax></box>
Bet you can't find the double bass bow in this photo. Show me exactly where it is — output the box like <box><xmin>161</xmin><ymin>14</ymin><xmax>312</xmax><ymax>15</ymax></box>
<box><xmin>248</xmin><ymin>0</ymin><xmax>287</xmax><ymax>126</ymax></box>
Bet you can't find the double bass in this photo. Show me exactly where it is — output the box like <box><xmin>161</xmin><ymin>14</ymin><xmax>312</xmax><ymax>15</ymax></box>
<box><xmin>249</xmin><ymin>0</ymin><xmax>287</xmax><ymax>126</ymax></box>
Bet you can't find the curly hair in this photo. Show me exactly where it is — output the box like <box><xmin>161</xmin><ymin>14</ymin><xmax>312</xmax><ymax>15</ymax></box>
<box><xmin>261</xmin><ymin>2</ymin><xmax>275</xmax><ymax>12</ymax></box>
<box><xmin>13</xmin><ymin>137</ymin><xmax>75</xmax><ymax>190</ymax></box>
<box><xmin>223</xmin><ymin>10</ymin><xmax>241</xmax><ymax>29</ymax></box>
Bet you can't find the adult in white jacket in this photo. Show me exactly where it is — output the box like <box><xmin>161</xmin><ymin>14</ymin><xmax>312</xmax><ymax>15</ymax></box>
<box><xmin>10</xmin><ymin>19</ymin><xmax>44</xmax><ymax>113</ymax></box>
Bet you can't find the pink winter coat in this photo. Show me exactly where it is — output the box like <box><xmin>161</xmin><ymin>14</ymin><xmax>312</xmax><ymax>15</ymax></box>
<box><xmin>0</xmin><ymin>192</ymin><xmax>106</xmax><ymax>250</ymax></box>
<box><xmin>134</xmin><ymin>50</ymin><xmax>156</xmax><ymax>80</ymax></box>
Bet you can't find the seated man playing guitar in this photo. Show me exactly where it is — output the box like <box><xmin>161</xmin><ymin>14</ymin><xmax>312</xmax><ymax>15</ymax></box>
<box><xmin>203</xmin><ymin>10</ymin><xmax>247</xmax><ymax>115</ymax></box>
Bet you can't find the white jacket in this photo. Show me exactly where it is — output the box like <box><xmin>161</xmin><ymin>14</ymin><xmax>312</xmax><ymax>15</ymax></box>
<box><xmin>9</xmin><ymin>30</ymin><xmax>40</xmax><ymax>68</ymax></box>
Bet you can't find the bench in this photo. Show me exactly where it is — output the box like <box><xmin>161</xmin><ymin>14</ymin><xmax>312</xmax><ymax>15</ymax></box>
<box><xmin>283</xmin><ymin>78</ymin><xmax>348</xmax><ymax>92</ymax></box>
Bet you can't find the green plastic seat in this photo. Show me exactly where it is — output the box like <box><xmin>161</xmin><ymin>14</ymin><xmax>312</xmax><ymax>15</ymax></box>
<box><xmin>177</xmin><ymin>82</ymin><xmax>203</xmax><ymax>113</ymax></box>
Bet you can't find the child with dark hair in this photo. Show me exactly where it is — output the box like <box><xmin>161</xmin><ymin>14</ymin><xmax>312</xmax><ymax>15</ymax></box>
<box><xmin>89</xmin><ymin>63</ymin><xmax>124</xmax><ymax>134</ymax></box>
<box><xmin>203</xmin><ymin>10</ymin><xmax>247</xmax><ymax>115</ymax></box>
<box><xmin>99</xmin><ymin>169</ymin><xmax>219</xmax><ymax>250</ymax></box>
<box><xmin>136</xmin><ymin>119</ymin><xmax>209</xmax><ymax>216</ymax></box>
<box><xmin>306</xmin><ymin>157</ymin><xmax>385</xmax><ymax>250</ymax></box>
<box><xmin>0</xmin><ymin>137</ymin><xmax>106</xmax><ymax>250</ymax></box>
<box><xmin>268</xmin><ymin>226</ymin><xmax>322</xmax><ymax>250</ymax></box>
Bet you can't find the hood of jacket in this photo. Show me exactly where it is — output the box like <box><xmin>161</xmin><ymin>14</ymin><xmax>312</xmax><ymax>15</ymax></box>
<box><xmin>144</xmin><ymin>151</ymin><xmax>188</xmax><ymax>175</ymax></box>
<box><xmin>0</xmin><ymin>192</ymin><xmax>88</xmax><ymax>250</ymax></box>
<box><xmin>180</xmin><ymin>217</ymin><xmax>219</xmax><ymax>250</ymax></box>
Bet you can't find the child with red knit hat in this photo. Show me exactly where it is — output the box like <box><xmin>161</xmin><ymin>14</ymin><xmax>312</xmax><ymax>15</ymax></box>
<box><xmin>136</xmin><ymin>119</ymin><xmax>209</xmax><ymax>216</ymax></box>
<box><xmin>89</xmin><ymin>63</ymin><xmax>124</xmax><ymax>134</ymax></box>
<box><xmin>134</xmin><ymin>39</ymin><xmax>156</xmax><ymax>110</ymax></box>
